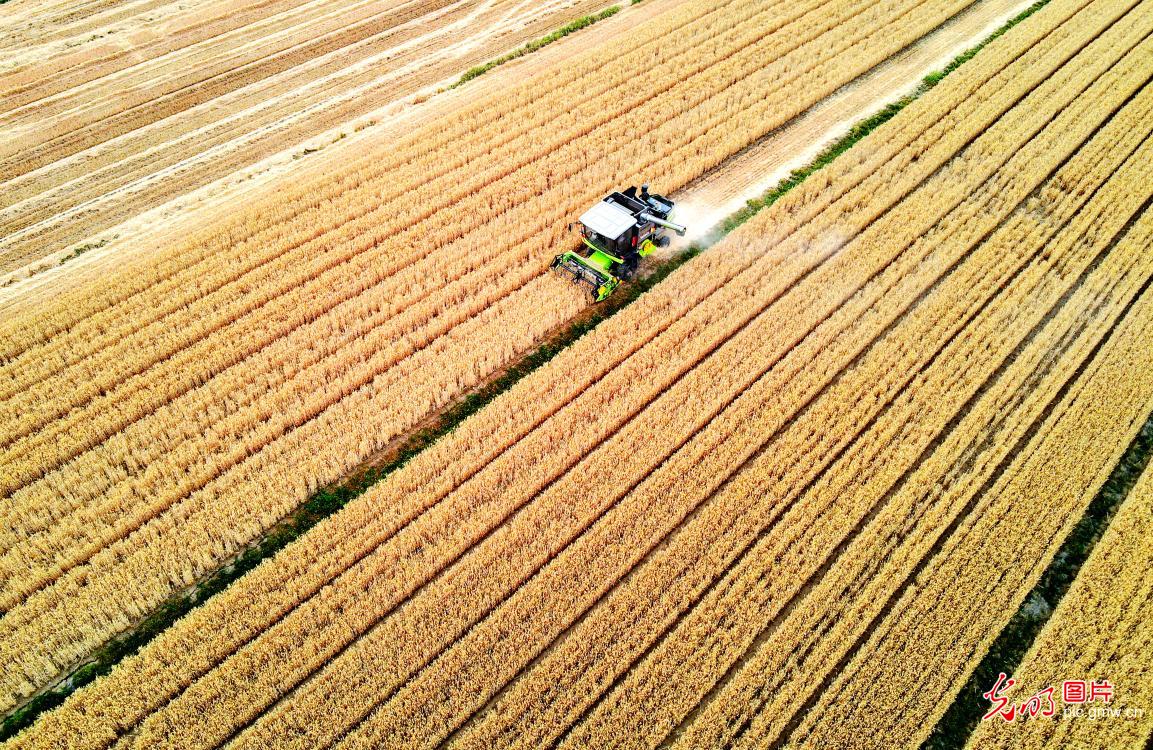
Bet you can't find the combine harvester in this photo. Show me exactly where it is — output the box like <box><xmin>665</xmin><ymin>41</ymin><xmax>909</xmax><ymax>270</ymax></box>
<box><xmin>552</xmin><ymin>184</ymin><xmax>686</xmax><ymax>301</ymax></box>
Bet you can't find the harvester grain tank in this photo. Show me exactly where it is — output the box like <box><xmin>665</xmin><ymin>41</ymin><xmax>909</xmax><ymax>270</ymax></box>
<box><xmin>551</xmin><ymin>184</ymin><xmax>686</xmax><ymax>301</ymax></box>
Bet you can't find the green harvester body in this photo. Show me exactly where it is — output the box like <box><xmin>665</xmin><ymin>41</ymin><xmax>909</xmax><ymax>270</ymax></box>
<box><xmin>551</xmin><ymin>185</ymin><xmax>686</xmax><ymax>302</ymax></box>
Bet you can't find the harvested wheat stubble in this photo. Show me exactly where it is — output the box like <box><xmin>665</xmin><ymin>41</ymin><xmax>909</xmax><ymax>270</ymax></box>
<box><xmin>0</xmin><ymin>0</ymin><xmax>985</xmax><ymax>718</ymax></box>
<box><xmin>0</xmin><ymin>0</ymin><xmax>441</xmax><ymax>176</ymax></box>
<box><xmin>0</xmin><ymin>0</ymin><xmax>316</xmax><ymax>107</ymax></box>
<box><xmin>964</xmin><ymin>459</ymin><xmax>1153</xmax><ymax>750</ymax></box>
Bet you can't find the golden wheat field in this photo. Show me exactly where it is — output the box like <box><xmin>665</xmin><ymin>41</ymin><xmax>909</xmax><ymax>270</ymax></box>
<box><xmin>2</xmin><ymin>0</ymin><xmax>1152</xmax><ymax>747</ymax></box>
<box><xmin>966</xmin><ymin>461</ymin><xmax>1153</xmax><ymax>750</ymax></box>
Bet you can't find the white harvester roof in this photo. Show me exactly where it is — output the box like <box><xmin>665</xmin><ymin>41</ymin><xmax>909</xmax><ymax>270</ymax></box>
<box><xmin>579</xmin><ymin>199</ymin><xmax>637</xmax><ymax>240</ymax></box>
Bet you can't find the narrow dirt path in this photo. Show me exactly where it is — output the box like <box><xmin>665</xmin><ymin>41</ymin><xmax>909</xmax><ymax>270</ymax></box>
<box><xmin>672</xmin><ymin>0</ymin><xmax>1032</xmax><ymax>238</ymax></box>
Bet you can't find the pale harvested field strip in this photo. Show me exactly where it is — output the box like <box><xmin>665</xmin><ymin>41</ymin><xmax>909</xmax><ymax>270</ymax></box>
<box><xmin>350</xmin><ymin>33</ymin><xmax>1153</xmax><ymax>750</ymax></box>
<box><xmin>0</xmin><ymin>0</ymin><xmax>432</xmax><ymax>170</ymax></box>
<box><xmin>105</xmin><ymin>3</ymin><xmax>1131</xmax><ymax>747</ymax></box>
<box><xmin>0</xmin><ymin>0</ymin><xmax>614</xmax><ymax>267</ymax></box>
<box><xmin>965</xmin><ymin>460</ymin><xmax>1153</xmax><ymax>750</ymax></box>
<box><xmin>1</xmin><ymin>0</ymin><xmax>395</xmax><ymax>140</ymax></box>
<box><xmin>0</xmin><ymin>1</ymin><xmax>674</xmax><ymax>268</ymax></box>
<box><xmin>0</xmin><ymin>0</ymin><xmax>369</xmax><ymax>109</ymax></box>
<box><xmin>590</xmin><ymin>92</ymin><xmax>1153</xmax><ymax>750</ymax></box>
<box><xmin>0</xmin><ymin>0</ymin><xmax>178</xmax><ymax>48</ymax></box>
<box><xmin>0</xmin><ymin>0</ymin><xmax>470</xmax><ymax>191</ymax></box>
<box><xmin>0</xmin><ymin>0</ymin><xmax>491</xmax><ymax>213</ymax></box>
<box><xmin>0</xmin><ymin>0</ymin><xmax>246</xmax><ymax>50</ymax></box>
<box><xmin>0</xmin><ymin>0</ymin><xmax>965</xmax><ymax>709</ymax></box>
<box><xmin>776</xmin><ymin>211</ymin><xmax>1153</xmax><ymax>750</ymax></box>
<box><xmin>0</xmin><ymin>0</ymin><xmax>320</xmax><ymax>96</ymax></box>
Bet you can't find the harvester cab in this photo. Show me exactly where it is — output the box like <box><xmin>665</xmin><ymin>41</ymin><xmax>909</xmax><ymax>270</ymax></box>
<box><xmin>551</xmin><ymin>184</ymin><xmax>687</xmax><ymax>302</ymax></box>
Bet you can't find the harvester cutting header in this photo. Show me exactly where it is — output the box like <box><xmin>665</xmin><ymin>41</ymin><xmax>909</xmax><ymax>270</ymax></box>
<box><xmin>552</xmin><ymin>184</ymin><xmax>686</xmax><ymax>301</ymax></box>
